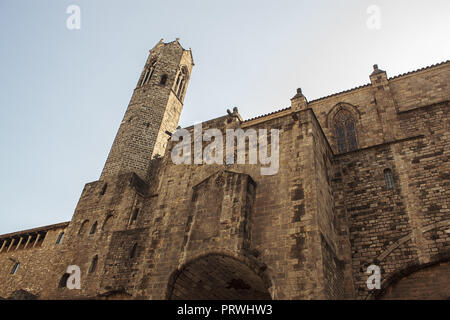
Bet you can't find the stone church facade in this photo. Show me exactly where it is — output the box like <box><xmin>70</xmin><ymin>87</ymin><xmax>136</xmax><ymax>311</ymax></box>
<box><xmin>0</xmin><ymin>40</ymin><xmax>449</xmax><ymax>300</ymax></box>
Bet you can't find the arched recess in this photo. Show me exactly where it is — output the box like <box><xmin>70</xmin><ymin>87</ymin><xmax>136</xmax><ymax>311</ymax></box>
<box><xmin>166</xmin><ymin>253</ymin><xmax>273</xmax><ymax>300</ymax></box>
<box><xmin>374</xmin><ymin>252</ymin><xmax>450</xmax><ymax>300</ymax></box>
<box><xmin>362</xmin><ymin>219</ymin><xmax>450</xmax><ymax>300</ymax></box>
<box><xmin>325</xmin><ymin>103</ymin><xmax>361</xmax><ymax>153</ymax></box>
<box><xmin>335</xmin><ymin>110</ymin><xmax>357</xmax><ymax>152</ymax></box>
<box><xmin>325</xmin><ymin>102</ymin><xmax>361</xmax><ymax>128</ymax></box>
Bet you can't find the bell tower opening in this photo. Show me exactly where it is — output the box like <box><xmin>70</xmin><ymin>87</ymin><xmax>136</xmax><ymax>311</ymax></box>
<box><xmin>100</xmin><ymin>39</ymin><xmax>194</xmax><ymax>181</ymax></box>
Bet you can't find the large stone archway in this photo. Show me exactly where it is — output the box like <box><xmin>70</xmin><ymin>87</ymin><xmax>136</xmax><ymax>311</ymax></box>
<box><xmin>167</xmin><ymin>254</ymin><xmax>272</xmax><ymax>300</ymax></box>
<box><xmin>379</xmin><ymin>260</ymin><xmax>450</xmax><ymax>300</ymax></box>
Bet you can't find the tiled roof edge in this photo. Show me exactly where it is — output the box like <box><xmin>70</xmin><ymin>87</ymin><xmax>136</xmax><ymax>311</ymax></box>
<box><xmin>0</xmin><ymin>221</ymin><xmax>70</xmax><ymax>239</ymax></box>
<box><xmin>243</xmin><ymin>60</ymin><xmax>450</xmax><ymax>123</ymax></box>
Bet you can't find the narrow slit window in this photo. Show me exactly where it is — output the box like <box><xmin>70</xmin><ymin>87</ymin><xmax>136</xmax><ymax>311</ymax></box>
<box><xmin>174</xmin><ymin>66</ymin><xmax>188</xmax><ymax>99</ymax></box>
<box><xmin>130</xmin><ymin>244</ymin><xmax>137</xmax><ymax>259</ymax></box>
<box><xmin>384</xmin><ymin>169</ymin><xmax>395</xmax><ymax>190</ymax></box>
<box><xmin>131</xmin><ymin>208</ymin><xmax>139</xmax><ymax>223</ymax></box>
<box><xmin>102</xmin><ymin>215</ymin><xmax>113</xmax><ymax>231</ymax></box>
<box><xmin>100</xmin><ymin>183</ymin><xmax>107</xmax><ymax>196</ymax></box>
<box><xmin>179</xmin><ymin>82</ymin><xmax>186</xmax><ymax>99</ymax></box>
<box><xmin>79</xmin><ymin>220</ymin><xmax>89</xmax><ymax>236</ymax></box>
<box><xmin>89</xmin><ymin>221</ymin><xmax>98</xmax><ymax>235</ymax></box>
<box><xmin>59</xmin><ymin>273</ymin><xmax>70</xmax><ymax>287</ymax></box>
<box><xmin>175</xmin><ymin>73</ymin><xmax>181</xmax><ymax>88</ymax></box>
<box><xmin>141</xmin><ymin>60</ymin><xmax>156</xmax><ymax>86</ymax></box>
<box><xmin>160</xmin><ymin>74</ymin><xmax>168</xmax><ymax>85</ymax></box>
<box><xmin>89</xmin><ymin>255</ymin><xmax>98</xmax><ymax>273</ymax></box>
<box><xmin>56</xmin><ymin>232</ymin><xmax>64</xmax><ymax>244</ymax></box>
<box><xmin>177</xmin><ymin>79</ymin><xmax>185</xmax><ymax>96</ymax></box>
<box><xmin>11</xmin><ymin>262</ymin><xmax>20</xmax><ymax>275</ymax></box>
<box><xmin>141</xmin><ymin>69</ymin><xmax>150</xmax><ymax>85</ymax></box>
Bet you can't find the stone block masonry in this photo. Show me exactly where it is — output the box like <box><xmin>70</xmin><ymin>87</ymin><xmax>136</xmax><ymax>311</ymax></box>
<box><xmin>0</xmin><ymin>39</ymin><xmax>448</xmax><ymax>299</ymax></box>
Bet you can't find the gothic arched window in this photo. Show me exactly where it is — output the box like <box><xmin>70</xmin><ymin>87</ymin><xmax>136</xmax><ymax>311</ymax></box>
<box><xmin>174</xmin><ymin>66</ymin><xmax>188</xmax><ymax>99</ymax></box>
<box><xmin>141</xmin><ymin>59</ymin><xmax>157</xmax><ymax>86</ymax></box>
<box><xmin>334</xmin><ymin>110</ymin><xmax>357</xmax><ymax>153</ymax></box>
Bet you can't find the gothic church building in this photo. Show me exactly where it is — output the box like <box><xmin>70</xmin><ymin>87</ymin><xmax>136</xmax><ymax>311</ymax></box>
<box><xmin>0</xmin><ymin>40</ymin><xmax>449</xmax><ymax>300</ymax></box>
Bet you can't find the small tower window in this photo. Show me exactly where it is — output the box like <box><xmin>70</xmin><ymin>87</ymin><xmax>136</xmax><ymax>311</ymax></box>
<box><xmin>59</xmin><ymin>273</ymin><xmax>70</xmax><ymax>287</ymax></box>
<box><xmin>130</xmin><ymin>244</ymin><xmax>137</xmax><ymax>259</ymax></box>
<box><xmin>177</xmin><ymin>79</ymin><xmax>185</xmax><ymax>96</ymax></box>
<box><xmin>89</xmin><ymin>255</ymin><xmax>98</xmax><ymax>273</ymax></box>
<box><xmin>89</xmin><ymin>221</ymin><xmax>98</xmax><ymax>235</ymax></box>
<box><xmin>11</xmin><ymin>262</ymin><xmax>20</xmax><ymax>275</ymax></box>
<box><xmin>160</xmin><ymin>74</ymin><xmax>168</xmax><ymax>85</ymax></box>
<box><xmin>384</xmin><ymin>168</ymin><xmax>395</xmax><ymax>190</ymax></box>
<box><xmin>56</xmin><ymin>232</ymin><xmax>64</xmax><ymax>244</ymax></box>
<box><xmin>175</xmin><ymin>73</ymin><xmax>181</xmax><ymax>87</ymax></box>
<box><xmin>334</xmin><ymin>109</ymin><xmax>357</xmax><ymax>153</ymax></box>
<box><xmin>100</xmin><ymin>183</ymin><xmax>107</xmax><ymax>196</ymax></box>
<box><xmin>174</xmin><ymin>66</ymin><xmax>188</xmax><ymax>99</ymax></box>
<box><xmin>102</xmin><ymin>214</ymin><xmax>113</xmax><ymax>231</ymax></box>
<box><xmin>79</xmin><ymin>220</ymin><xmax>89</xmax><ymax>236</ymax></box>
<box><xmin>142</xmin><ymin>69</ymin><xmax>150</xmax><ymax>85</ymax></box>
<box><xmin>180</xmin><ymin>82</ymin><xmax>186</xmax><ymax>97</ymax></box>
<box><xmin>130</xmin><ymin>208</ymin><xmax>139</xmax><ymax>224</ymax></box>
<box><xmin>140</xmin><ymin>59</ymin><xmax>157</xmax><ymax>86</ymax></box>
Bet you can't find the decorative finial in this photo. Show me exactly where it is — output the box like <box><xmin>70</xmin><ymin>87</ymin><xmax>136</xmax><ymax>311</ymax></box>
<box><xmin>373</xmin><ymin>64</ymin><xmax>379</xmax><ymax>71</ymax></box>
<box><xmin>176</xmin><ymin>37</ymin><xmax>180</xmax><ymax>41</ymax></box>
<box><xmin>226</xmin><ymin>107</ymin><xmax>243</xmax><ymax>123</ymax></box>
<box><xmin>297</xmin><ymin>88</ymin><xmax>302</xmax><ymax>94</ymax></box>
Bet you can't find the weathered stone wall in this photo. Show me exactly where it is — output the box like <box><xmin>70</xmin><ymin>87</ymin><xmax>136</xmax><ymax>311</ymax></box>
<box><xmin>0</xmin><ymin>48</ymin><xmax>448</xmax><ymax>300</ymax></box>
<box><xmin>335</xmin><ymin>100</ymin><xmax>449</xmax><ymax>299</ymax></box>
<box><xmin>305</xmin><ymin>61</ymin><xmax>450</xmax><ymax>154</ymax></box>
<box><xmin>114</xmin><ymin>108</ymin><xmax>343</xmax><ymax>300</ymax></box>
<box><xmin>389</xmin><ymin>63</ymin><xmax>450</xmax><ymax>113</ymax></box>
<box><xmin>0</xmin><ymin>172</ymin><xmax>149</xmax><ymax>300</ymax></box>
<box><xmin>45</xmin><ymin>172</ymin><xmax>149</xmax><ymax>299</ymax></box>
<box><xmin>100</xmin><ymin>227</ymin><xmax>150</xmax><ymax>295</ymax></box>
<box><xmin>0</xmin><ymin>224</ymin><xmax>67</xmax><ymax>299</ymax></box>
<box><xmin>380</xmin><ymin>260</ymin><xmax>450</xmax><ymax>300</ymax></box>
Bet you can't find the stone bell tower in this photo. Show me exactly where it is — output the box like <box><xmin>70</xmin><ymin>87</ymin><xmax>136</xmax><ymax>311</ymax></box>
<box><xmin>101</xmin><ymin>39</ymin><xmax>194</xmax><ymax>181</ymax></box>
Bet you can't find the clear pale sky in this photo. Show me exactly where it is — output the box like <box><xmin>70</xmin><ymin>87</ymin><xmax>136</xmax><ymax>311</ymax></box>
<box><xmin>0</xmin><ymin>0</ymin><xmax>449</xmax><ymax>234</ymax></box>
